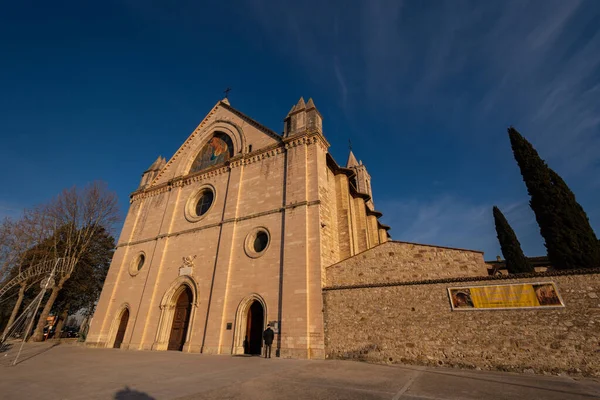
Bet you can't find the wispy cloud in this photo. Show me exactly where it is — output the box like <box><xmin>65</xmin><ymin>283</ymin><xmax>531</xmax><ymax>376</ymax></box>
<box><xmin>378</xmin><ymin>195</ymin><xmax>545</xmax><ymax>258</ymax></box>
<box><xmin>333</xmin><ymin>57</ymin><xmax>348</xmax><ymax>110</ymax></box>
<box><xmin>245</xmin><ymin>0</ymin><xmax>599</xmax><ymax>256</ymax></box>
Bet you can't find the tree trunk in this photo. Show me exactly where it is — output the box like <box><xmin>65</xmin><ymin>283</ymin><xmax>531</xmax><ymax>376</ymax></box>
<box><xmin>79</xmin><ymin>316</ymin><xmax>89</xmax><ymax>335</ymax></box>
<box><xmin>31</xmin><ymin>284</ymin><xmax>63</xmax><ymax>342</ymax></box>
<box><xmin>53</xmin><ymin>306</ymin><xmax>70</xmax><ymax>339</ymax></box>
<box><xmin>2</xmin><ymin>283</ymin><xmax>27</xmax><ymax>338</ymax></box>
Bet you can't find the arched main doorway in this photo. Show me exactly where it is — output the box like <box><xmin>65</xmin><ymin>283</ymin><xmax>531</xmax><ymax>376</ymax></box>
<box><xmin>113</xmin><ymin>309</ymin><xmax>129</xmax><ymax>349</ymax></box>
<box><xmin>245</xmin><ymin>300</ymin><xmax>264</xmax><ymax>355</ymax></box>
<box><xmin>167</xmin><ymin>286</ymin><xmax>192</xmax><ymax>351</ymax></box>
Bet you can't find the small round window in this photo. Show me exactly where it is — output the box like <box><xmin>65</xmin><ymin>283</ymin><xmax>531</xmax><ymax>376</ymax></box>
<box><xmin>185</xmin><ymin>185</ymin><xmax>216</xmax><ymax>222</ymax></box>
<box><xmin>253</xmin><ymin>231</ymin><xmax>269</xmax><ymax>253</ymax></box>
<box><xmin>245</xmin><ymin>228</ymin><xmax>270</xmax><ymax>258</ymax></box>
<box><xmin>195</xmin><ymin>189</ymin><xmax>214</xmax><ymax>217</ymax></box>
<box><xmin>129</xmin><ymin>252</ymin><xmax>146</xmax><ymax>276</ymax></box>
<box><xmin>136</xmin><ymin>254</ymin><xmax>145</xmax><ymax>271</ymax></box>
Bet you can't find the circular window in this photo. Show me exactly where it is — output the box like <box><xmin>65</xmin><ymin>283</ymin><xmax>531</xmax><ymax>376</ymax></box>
<box><xmin>136</xmin><ymin>254</ymin><xmax>145</xmax><ymax>271</ymax></box>
<box><xmin>254</xmin><ymin>231</ymin><xmax>269</xmax><ymax>253</ymax></box>
<box><xmin>195</xmin><ymin>190</ymin><xmax>214</xmax><ymax>217</ymax></box>
<box><xmin>129</xmin><ymin>252</ymin><xmax>146</xmax><ymax>276</ymax></box>
<box><xmin>185</xmin><ymin>185</ymin><xmax>216</xmax><ymax>222</ymax></box>
<box><xmin>245</xmin><ymin>228</ymin><xmax>270</xmax><ymax>258</ymax></box>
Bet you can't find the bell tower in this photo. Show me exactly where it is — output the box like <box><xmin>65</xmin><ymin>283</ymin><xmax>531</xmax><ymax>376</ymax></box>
<box><xmin>284</xmin><ymin>97</ymin><xmax>323</xmax><ymax>137</ymax></box>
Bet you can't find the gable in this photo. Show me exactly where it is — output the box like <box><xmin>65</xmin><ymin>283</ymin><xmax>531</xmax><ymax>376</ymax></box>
<box><xmin>149</xmin><ymin>100</ymin><xmax>282</xmax><ymax>187</ymax></box>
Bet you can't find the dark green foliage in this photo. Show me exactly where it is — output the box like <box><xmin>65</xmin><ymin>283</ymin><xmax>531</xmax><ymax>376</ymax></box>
<box><xmin>508</xmin><ymin>127</ymin><xmax>600</xmax><ymax>269</ymax></box>
<box><xmin>493</xmin><ymin>206</ymin><xmax>533</xmax><ymax>273</ymax></box>
<box><xmin>53</xmin><ymin>227</ymin><xmax>115</xmax><ymax>317</ymax></box>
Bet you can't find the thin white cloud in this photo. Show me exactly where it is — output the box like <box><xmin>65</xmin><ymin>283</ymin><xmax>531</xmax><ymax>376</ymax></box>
<box><xmin>333</xmin><ymin>57</ymin><xmax>348</xmax><ymax>109</ymax></box>
<box><xmin>378</xmin><ymin>195</ymin><xmax>545</xmax><ymax>259</ymax></box>
<box><xmin>245</xmin><ymin>0</ymin><xmax>599</xmax><ymax>253</ymax></box>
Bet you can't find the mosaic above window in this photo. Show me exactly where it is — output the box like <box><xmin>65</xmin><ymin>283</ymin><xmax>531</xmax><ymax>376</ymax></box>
<box><xmin>190</xmin><ymin>133</ymin><xmax>234</xmax><ymax>174</ymax></box>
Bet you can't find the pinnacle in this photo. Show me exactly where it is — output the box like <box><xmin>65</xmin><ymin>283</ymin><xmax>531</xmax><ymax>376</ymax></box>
<box><xmin>296</xmin><ymin>97</ymin><xmax>306</xmax><ymax>109</ymax></box>
<box><xmin>306</xmin><ymin>97</ymin><xmax>315</xmax><ymax>109</ymax></box>
<box><xmin>346</xmin><ymin>150</ymin><xmax>359</xmax><ymax>168</ymax></box>
<box><xmin>286</xmin><ymin>104</ymin><xmax>296</xmax><ymax>117</ymax></box>
<box><xmin>147</xmin><ymin>156</ymin><xmax>165</xmax><ymax>172</ymax></box>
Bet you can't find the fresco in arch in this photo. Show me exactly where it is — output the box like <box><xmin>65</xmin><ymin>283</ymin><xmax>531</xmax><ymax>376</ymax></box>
<box><xmin>189</xmin><ymin>133</ymin><xmax>234</xmax><ymax>173</ymax></box>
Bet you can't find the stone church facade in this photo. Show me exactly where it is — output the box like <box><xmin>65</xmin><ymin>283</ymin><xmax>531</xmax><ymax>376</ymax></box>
<box><xmin>87</xmin><ymin>97</ymin><xmax>600</xmax><ymax>374</ymax></box>
<box><xmin>87</xmin><ymin>97</ymin><xmax>390</xmax><ymax>358</ymax></box>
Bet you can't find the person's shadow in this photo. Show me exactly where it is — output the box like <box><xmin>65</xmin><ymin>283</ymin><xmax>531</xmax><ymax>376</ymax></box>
<box><xmin>114</xmin><ymin>387</ymin><xmax>155</xmax><ymax>400</ymax></box>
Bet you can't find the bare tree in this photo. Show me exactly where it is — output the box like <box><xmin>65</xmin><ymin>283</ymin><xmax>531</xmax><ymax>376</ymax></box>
<box><xmin>30</xmin><ymin>182</ymin><xmax>119</xmax><ymax>342</ymax></box>
<box><xmin>1</xmin><ymin>208</ymin><xmax>54</xmax><ymax>336</ymax></box>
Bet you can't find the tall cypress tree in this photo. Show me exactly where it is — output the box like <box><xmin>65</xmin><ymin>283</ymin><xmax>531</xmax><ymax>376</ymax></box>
<box><xmin>493</xmin><ymin>206</ymin><xmax>533</xmax><ymax>273</ymax></box>
<box><xmin>508</xmin><ymin>127</ymin><xmax>600</xmax><ymax>269</ymax></box>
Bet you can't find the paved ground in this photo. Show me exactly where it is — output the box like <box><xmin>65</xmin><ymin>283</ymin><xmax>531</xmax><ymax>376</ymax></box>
<box><xmin>1</xmin><ymin>343</ymin><xmax>599</xmax><ymax>400</ymax></box>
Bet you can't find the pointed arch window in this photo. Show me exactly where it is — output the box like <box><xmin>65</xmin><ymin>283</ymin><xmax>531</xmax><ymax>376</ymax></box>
<box><xmin>189</xmin><ymin>132</ymin><xmax>234</xmax><ymax>174</ymax></box>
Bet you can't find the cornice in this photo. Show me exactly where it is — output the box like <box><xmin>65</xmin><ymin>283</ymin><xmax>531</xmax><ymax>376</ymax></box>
<box><xmin>323</xmin><ymin>268</ymin><xmax>600</xmax><ymax>291</ymax></box>
<box><xmin>149</xmin><ymin>105</ymin><xmax>221</xmax><ymax>187</ymax></box>
<box><xmin>219</xmin><ymin>101</ymin><xmax>283</xmax><ymax>142</ymax></box>
<box><xmin>117</xmin><ymin>200</ymin><xmax>321</xmax><ymax>248</ymax></box>
<box><xmin>130</xmin><ymin>134</ymin><xmax>326</xmax><ymax>203</ymax></box>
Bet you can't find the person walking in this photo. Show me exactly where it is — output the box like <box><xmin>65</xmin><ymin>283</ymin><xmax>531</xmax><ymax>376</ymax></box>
<box><xmin>263</xmin><ymin>324</ymin><xmax>274</xmax><ymax>358</ymax></box>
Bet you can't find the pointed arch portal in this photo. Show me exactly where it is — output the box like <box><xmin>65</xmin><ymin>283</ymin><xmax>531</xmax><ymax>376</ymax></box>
<box><xmin>167</xmin><ymin>286</ymin><xmax>193</xmax><ymax>351</ymax></box>
<box><xmin>153</xmin><ymin>276</ymin><xmax>199</xmax><ymax>352</ymax></box>
<box><xmin>113</xmin><ymin>308</ymin><xmax>129</xmax><ymax>349</ymax></box>
<box><xmin>233</xmin><ymin>294</ymin><xmax>267</xmax><ymax>355</ymax></box>
<box><xmin>245</xmin><ymin>300</ymin><xmax>264</xmax><ymax>355</ymax></box>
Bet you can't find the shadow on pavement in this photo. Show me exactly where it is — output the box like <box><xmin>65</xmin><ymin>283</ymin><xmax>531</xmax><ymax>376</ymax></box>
<box><xmin>114</xmin><ymin>386</ymin><xmax>156</xmax><ymax>400</ymax></box>
<box><xmin>386</xmin><ymin>363</ymin><xmax>600</xmax><ymax>398</ymax></box>
<box><xmin>1</xmin><ymin>342</ymin><xmax>61</xmax><ymax>366</ymax></box>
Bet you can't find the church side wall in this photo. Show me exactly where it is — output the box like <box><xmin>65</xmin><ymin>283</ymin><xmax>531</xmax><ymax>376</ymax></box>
<box><xmin>319</xmin><ymin>166</ymin><xmax>339</xmax><ymax>279</ymax></box>
<box><xmin>367</xmin><ymin>215</ymin><xmax>380</xmax><ymax>248</ymax></box>
<box><xmin>323</xmin><ymin>272</ymin><xmax>600</xmax><ymax>377</ymax></box>
<box><xmin>378</xmin><ymin>228</ymin><xmax>388</xmax><ymax>243</ymax></box>
<box><xmin>352</xmin><ymin>198</ymin><xmax>368</xmax><ymax>252</ymax></box>
<box><xmin>334</xmin><ymin>175</ymin><xmax>353</xmax><ymax>260</ymax></box>
<box><xmin>326</xmin><ymin>241</ymin><xmax>488</xmax><ymax>287</ymax></box>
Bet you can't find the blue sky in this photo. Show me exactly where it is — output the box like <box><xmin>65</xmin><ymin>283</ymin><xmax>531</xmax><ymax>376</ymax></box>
<box><xmin>1</xmin><ymin>1</ymin><xmax>599</xmax><ymax>260</ymax></box>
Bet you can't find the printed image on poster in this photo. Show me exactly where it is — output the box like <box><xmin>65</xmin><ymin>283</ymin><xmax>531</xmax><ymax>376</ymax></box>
<box><xmin>448</xmin><ymin>282</ymin><xmax>564</xmax><ymax>311</ymax></box>
<box><xmin>450</xmin><ymin>288</ymin><xmax>475</xmax><ymax>308</ymax></box>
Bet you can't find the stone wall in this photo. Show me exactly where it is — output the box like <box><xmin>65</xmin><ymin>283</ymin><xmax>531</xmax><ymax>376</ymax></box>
<box><xmin>326</xmin><ymin>241</ymin><xmax>489</xmax><ymax>287</ymax></box>
<box><xmin>323</xmin><ymin>271</ymin><xmax>600</xmax><ymax>376</ymax></box>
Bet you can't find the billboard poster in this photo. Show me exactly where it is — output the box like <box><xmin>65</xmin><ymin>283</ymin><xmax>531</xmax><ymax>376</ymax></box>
<box><xmin>448</xmin><ymin>282</ymin><xmax>564</xmax><ymax>311</ymax></box>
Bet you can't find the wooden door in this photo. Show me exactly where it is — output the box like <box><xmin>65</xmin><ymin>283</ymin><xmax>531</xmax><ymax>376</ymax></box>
<box><xmin>113</xmin><ymin>309</ymin><xmax>129</xmax><ymax>349</ymax></box>
<box><xmin>168</xmin><ymin>287</ymin><xmax>192</xmax><ymax>351</ymax></box>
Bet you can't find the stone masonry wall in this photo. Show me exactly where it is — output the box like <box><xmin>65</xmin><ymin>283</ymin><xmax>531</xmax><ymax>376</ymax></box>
<box><xmin>326</xmin><ymin>241</ymin><xmax>489</xmax><ymax>287</ymax></box>
<box><xmin>323</xmin><ymin>272</ymin><xmax>600</xmax><ymax>376</ymax></box>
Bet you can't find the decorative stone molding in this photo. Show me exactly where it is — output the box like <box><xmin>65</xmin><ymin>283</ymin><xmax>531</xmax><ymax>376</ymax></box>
<box><xmin>128</xmin><ymin>252</ymin><xmax>146</xmax><ymax>276</ymax></box>
<box><xmin>150</xmin><ymin>106</ymin><xmax>219</xmax><ymax>186</ymax></box>
<box><xmin>324</xmin><ymin>268</ymin><xmax>600</xmax><ymax>291</ymax></box>
<box><xmin>244</xmin><ymin>227</ymin><xmax>271</xmax><ymax>258</ymax></box>
<box><xmin>184</xmin><ymin>184</ymin><xmax>216</xmax><ymax>223</ymax></box>
<box><xmin>179</xmin><ymin>255</ymin><xmax>196</xmax><ymax>276</ymax></box>
<box><xmin>116</xmin><ymin>200</ymin><xmax>321</xmax><ymax>249</ymax></box>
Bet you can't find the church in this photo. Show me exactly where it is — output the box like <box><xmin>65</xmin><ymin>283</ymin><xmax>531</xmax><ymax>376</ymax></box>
<box><xmin>87</xmin><ymin>97</ymin><xmax>390</xmax><ymax>358</ymax></box>
<box><xmin>86</xmin><ymin>98</ymin><xmax>598</xmax><ymax>375</ymax></box>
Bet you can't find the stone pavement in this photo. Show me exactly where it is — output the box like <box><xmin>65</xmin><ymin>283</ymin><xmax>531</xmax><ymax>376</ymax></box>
<box><xmin>1</xmin><ymin>344</ymin><xmax>599</xmax><ymax>400</ymax></box>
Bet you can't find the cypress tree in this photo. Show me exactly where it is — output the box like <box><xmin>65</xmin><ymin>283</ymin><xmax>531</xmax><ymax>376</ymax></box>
<box><xmin>493</xmin><ymin>206</ymin><xmax>534</xmax><ymax>273</ymax></box>
<box><xmin>508</xmin><ymin>127</ymin><xmax>600</xmax><ymax>269</ymax></box>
